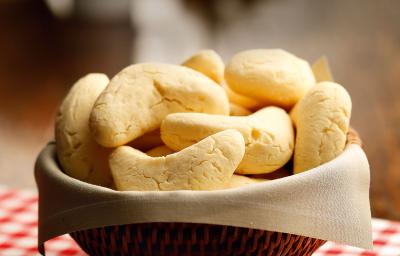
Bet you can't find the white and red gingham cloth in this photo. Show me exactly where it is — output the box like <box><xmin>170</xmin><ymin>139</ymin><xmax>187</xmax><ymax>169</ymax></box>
<box><xmin>0</xmin><ymin>186</ymin><xmax>399</xmax><ymax>256</ymax></box>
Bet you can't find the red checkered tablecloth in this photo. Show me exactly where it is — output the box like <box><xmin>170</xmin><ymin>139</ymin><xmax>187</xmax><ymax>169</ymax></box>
<box><xmin>0</xmin><ymin>186</ymin><xmax>399</xmax><ymax>256</ymax></box>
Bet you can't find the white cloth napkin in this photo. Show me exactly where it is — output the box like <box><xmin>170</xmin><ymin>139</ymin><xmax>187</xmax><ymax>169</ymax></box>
<box><xmin>35</xmin><ymin>142</ymin><xmax>372</xmax><ymax>254</ymax></box>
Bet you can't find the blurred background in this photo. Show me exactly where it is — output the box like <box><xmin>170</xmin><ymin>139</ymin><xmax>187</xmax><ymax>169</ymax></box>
<box><xmin>0</xmin><ymin>0</ymin><xmax>399</xmax><ymax>220</ymax></box>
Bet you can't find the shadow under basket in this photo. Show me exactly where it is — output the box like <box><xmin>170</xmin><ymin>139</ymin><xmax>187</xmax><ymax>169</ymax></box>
<box><xmin>69</xmin><ymin>129</ymin><xmax>362</xmax><ymax>256</ymax></box>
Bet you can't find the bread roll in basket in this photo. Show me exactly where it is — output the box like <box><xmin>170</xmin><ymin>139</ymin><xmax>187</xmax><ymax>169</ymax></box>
<box><xmin>35</xmin><ymin>128</ymin><xmax>372</xmax><ymax>255</ymax></box>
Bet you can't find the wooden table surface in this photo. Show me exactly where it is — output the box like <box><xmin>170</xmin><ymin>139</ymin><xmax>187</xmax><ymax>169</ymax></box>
<box><xmin>0</xmin><ymin>0</ymin><xmax>399</xmax><ymax>220</ymax></box>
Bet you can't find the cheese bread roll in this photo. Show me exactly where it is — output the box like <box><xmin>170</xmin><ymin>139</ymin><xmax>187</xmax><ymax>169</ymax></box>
<box><xmin>225</xmin><ymin>49</ymin><xmax>315</xmax><ymax>108</ymax></box>
<box><xmin>292</xmin><ymin>82</ymin><xmax>352</xmax><ymax>173</ymax></box>
<box><xmin>55</xmin><ymin>74</ymin><xmax>113</xmax><ymax>186</ymax></box>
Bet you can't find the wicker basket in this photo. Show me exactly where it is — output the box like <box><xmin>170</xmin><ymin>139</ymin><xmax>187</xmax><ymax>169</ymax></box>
<box><xmin>70</xmin><ymin>223</ymin><xmax>325</xmax><ymax>256</ymax></box>
<box><xmin>69</xmin><ymin>129</ymin><xmax>361</xmax><ymax>256</ymax></box>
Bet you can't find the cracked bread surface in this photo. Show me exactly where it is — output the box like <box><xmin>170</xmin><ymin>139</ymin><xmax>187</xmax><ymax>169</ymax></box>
<box><xmin>292</xmin><ymin>81</ymin><xmax>352</xmax><ymax>173</ymax></box>
<box><xmin>109</xmin><ymin>130</ymin><xmax>245</xmax><ymax>191</ymax></box>
<box><xmin>160</xmin><ymin>106</ymin><xmax>294</xmax><ymax>174</ymax></box>
<box><xmin>90</xmin><ymin>63</ymin><xmax>229</xmax><ymax>148</ymax></box>
<box><xmin>55</xmin><ymin>73</ymin><xmax>113</xmax><ymax>186</ymax></box>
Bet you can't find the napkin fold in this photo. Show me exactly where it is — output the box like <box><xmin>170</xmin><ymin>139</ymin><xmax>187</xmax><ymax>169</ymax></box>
<box><xmin>35</xmin><ymin>142</ymin><xmax>372</xmax><ymax>254</ymax></box>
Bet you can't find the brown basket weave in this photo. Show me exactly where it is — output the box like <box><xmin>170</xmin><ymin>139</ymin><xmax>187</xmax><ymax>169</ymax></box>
<box><xmin>70</xmin><ymin>223</ymin><xmax>325</xmax><ymax>256</ymax></box>
<box><xmin>69</xmin><ymin>129</ymin><xmax>361</xmax><ymax>256</ymax></box>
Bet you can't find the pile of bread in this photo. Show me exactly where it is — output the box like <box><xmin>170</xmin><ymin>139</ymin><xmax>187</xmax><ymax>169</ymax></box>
<box><xmin>55</xmin><ymin>49</ymin><xmax>351</xmax><ymax>191</ymax></box>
